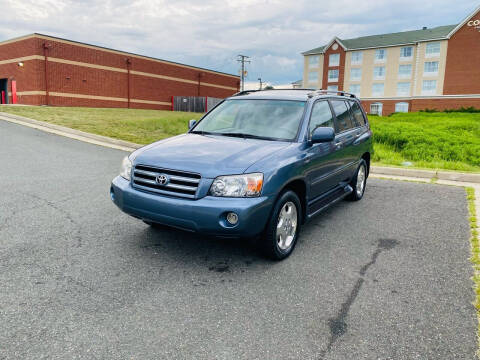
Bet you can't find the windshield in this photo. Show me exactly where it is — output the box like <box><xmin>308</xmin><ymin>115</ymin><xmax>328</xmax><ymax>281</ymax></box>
<box><xmin>192</xmin><ymin>99</ymin><xmax>306</xmax><ymax>141</ymax></box>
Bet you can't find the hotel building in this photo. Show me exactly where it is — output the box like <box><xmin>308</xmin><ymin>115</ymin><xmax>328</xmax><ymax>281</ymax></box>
<box><xmin>302</xmin><ymin>6</ymin><xmax>480</xmax><ymax>115</ymax></box>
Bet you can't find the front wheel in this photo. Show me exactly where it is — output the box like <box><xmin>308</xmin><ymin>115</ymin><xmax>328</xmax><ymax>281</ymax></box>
<box><xmin>262</xmin><ymin>190</ymin><xmax>302</xmax><ymax>260</ymax></box>
<box><xmin>346</xmin><ymin>160</ymin><xmax>367</xmax><ymax>201</ymax></box>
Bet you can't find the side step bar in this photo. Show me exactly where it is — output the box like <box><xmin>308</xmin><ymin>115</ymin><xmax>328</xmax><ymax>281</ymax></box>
<box><xmin>306</xmin><ymin>184</ymin><xmax>353</xmax><ymax>220</ymax></box>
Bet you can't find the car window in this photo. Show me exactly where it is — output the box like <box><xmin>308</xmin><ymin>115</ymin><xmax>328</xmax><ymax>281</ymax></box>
<box><xmin>349</xmin><ymin>101</ymin><xmax>366</xmax><ymax>126</ymax></box>
<box><xmin>193</xmin><ymin>99</ymin><xmax>306</xmax><ymax>141</ymax></box>
<box><xmin>308</xmin><ymin>101</ymin><xmax>334</xmax><ymax>137</ymax></box>
<box><xmin>330</xmin><ymin>100</ymin><xmax>355</xmax><ymax>133</ymax></box>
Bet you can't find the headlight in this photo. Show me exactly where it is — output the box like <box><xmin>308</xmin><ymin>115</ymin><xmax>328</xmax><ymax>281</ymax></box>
<box><xmin>120</xmin><ymin>156</ymin><xmax>132</xmax><ymax>180</ymax></box>
<box><xmin>210</xmin><ymin>173</ymin><xmax>263</xmax><ymax>197</ymax></box>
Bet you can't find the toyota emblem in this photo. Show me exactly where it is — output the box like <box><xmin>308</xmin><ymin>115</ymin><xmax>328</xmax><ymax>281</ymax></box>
<box><xmin>155</xmin><ymin>174</ymin><xmax>169</xmax><ymax>185</ymax></box>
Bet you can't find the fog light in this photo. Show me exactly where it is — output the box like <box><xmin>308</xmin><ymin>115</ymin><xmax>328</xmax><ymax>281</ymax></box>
<box><xmin>226</xmin><ymin>212</ymin><xmax>238</xmax><ymax>225</ymax></box>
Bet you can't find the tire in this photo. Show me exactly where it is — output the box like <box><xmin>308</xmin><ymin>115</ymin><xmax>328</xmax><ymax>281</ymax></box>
<box><xmin>262</xmin><ymin>190</ymin><xmax>302</xmax><ymax>260</ymax></box>
<box><xmin>346</xmin><ymin>159</ymin><xmax>367</xmax><ymax>201</ymax></box>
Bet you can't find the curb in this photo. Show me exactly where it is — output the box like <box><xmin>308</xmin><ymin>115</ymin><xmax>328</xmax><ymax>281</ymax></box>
<box><xmin>372</xmin><ymin>166</ymin><xmax>480</xmax><ymax>184</ymax></box>
<box><xmin>1</xmin><ymin>111</ymin><xmax>479</xmax><ymax>184</ymax></box>
<box><xmin>0</xmin><ymin>112</ymin><xmax>141</xmax><ymax>152</ymax></box>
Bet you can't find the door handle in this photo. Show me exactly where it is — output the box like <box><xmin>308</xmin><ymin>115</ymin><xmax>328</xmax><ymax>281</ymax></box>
<box><xmin>334</xmin><ymin>141</ymin><xmax>343</xmax><ymax>147</ymax></box>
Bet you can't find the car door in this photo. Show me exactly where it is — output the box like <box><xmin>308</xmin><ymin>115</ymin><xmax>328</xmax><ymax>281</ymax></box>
<box><xmin>330</xmin><ymin>99</ymin><xmax>358</xmax><ymax>182</ymax></box>
<box><xmin>304</xmin><ymin>100</ymin><xmax>342</xmax><ymax>199</ymax></box>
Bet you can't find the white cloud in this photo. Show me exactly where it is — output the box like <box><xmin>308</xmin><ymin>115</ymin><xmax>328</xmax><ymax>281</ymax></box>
<box><xmin>1</xmin><ymin>0</ymin><xmax>476</xmax><ymax>83</ymax></box>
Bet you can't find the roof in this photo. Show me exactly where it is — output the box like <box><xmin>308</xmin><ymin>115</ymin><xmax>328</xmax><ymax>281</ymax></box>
<box><xmin>302</xmin><ymin>24</ymin><xmax>456</xmax><ymax>55</ymax></box>
<box><xmin>291</xmin><ymin>79</ymin><xmax>303</xmax><ymax>85</ymax></box>
<box><xmin>230</xmin><ymin>89</ymin><xmax>357</xmax><ymax>101</ymax></box>
<box><xmin>0</xmin><ymin>33</ymin><xmax>239</xmax><ymax>78</ymax></box>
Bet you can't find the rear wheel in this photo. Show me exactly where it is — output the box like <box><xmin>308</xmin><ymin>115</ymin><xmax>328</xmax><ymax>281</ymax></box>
<box><xmin>262</xmin><ymin>190</ymin><xmax>302</xmax><ymax>260</ymax></box>
<box><xmin>346</xmin><ymin>160</ymin><xmax>367</xmax><ymax>201</ymax></box>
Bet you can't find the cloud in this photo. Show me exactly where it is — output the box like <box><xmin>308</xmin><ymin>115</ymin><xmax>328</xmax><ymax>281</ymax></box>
<box><xmin>1</xmin><ymin>0</ymin><xmax>476</xmax><ymax>84</ymax></box>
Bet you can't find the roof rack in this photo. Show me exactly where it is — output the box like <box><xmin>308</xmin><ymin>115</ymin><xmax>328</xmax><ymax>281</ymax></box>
<box><xmin>232</xmin><ymin>88</ymin><xmax>317</xmax><ymax>96</ymax></box>
<box><xmin>307</xmin><ymin>89</ymin><xmax>357</xmax><ymax>99</ymax></box>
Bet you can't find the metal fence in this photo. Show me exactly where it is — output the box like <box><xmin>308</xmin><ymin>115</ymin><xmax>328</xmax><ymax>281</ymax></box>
<box><xmin>172</xmin><ymin>96</ymin><xmax>223</xmax><ymax>113</ymax></box>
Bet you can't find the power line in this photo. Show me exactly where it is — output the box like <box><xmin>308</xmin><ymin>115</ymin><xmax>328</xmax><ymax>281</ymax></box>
<box><xmin>237</xmin><ymin>55</ymin><xmax>250</xmax><ymax>91</ymax></box>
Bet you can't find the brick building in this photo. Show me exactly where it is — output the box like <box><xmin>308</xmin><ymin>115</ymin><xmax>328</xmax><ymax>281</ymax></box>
<box><xmin>0</xmin><ymin>33</ymin><xmax>240</xmax><ymax>109</ymax></box>
<box><xmin>302</xmin><ymin>6</ymin><xmax>480</xmax><ymax>115</ymax></box>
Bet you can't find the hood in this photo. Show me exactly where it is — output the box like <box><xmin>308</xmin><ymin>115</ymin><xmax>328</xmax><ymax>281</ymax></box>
<box><xmin>133</xmin><ymin>133</ymin><xmax>291</xmax><ymax>178</ymax></box>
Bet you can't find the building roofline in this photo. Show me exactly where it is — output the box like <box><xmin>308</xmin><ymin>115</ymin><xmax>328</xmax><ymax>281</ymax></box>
<box><xmin>0</xmin><ymin>33</ymin><xmax>239</xmax><ymax>79</ymax></box>
<box><xmin>301</xmin><ymin>23</ymin><xmax>458</xmax><ymax>55</ymax></box>
<box><xmin>447</xmin><ymin>5</ymin><xmax>480</xmax><ymax>38</ymax></box>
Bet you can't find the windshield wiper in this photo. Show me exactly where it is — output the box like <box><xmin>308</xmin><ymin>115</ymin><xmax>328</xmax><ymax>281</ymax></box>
<box><xmin>190</xmin><ymin>130</ymin><xmax>215</xmax><ymax>136</ymax></box>
<box><xmin>217</xmin><ymin>132</ymin><xmax>275</xmax><ymax>141</ymax></box>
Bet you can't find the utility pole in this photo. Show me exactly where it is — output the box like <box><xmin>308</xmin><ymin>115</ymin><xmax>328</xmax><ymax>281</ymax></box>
<box><xmin>258</xmin><ymin>77</ymin><xmax>263</xmax><ymax>90</ymax></box>
<box><xmin>237</xmin><ymin>55</ymin><xmax>250</xmax><ymax>91</ymax></box>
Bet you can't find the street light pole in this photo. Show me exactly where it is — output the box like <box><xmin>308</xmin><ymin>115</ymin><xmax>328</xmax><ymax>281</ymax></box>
<box><xmin>237</xmin><ymin>55</ymin><xmax>250</xmax><ymax>91</ymax></box>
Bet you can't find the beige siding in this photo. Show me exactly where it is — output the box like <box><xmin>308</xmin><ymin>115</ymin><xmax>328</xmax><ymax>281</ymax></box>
<box><xmin>414</xmin><ymin>40</ymin><xmax>448</xmax><ymax>96</ymax></box>
<box><xmin>344</xmin><ymin>45</ymin><xmax>417</xmax><ymax>98</ymax></box>
<box><xmin>303</xmin><ymin>54</ymin><xmax>323</xmax><ymax>89</ymax></box>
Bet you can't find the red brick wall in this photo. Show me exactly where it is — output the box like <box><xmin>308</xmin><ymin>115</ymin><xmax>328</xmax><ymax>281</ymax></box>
<box><xmin>322</xmin><ymin>42</ymin><xmax>345</xmax><ymax>91</ymax></box>
<box><xmin>361</xmin><ymin>98</ymin><xmax>480</xmax><ymax>116</ymax></box>
<box><xmin>444</xmin><ymin>9</ymin><xmax>480</xmax><ymax>94</ymax></box>
<box><xmin>0</xmin><ymin>35</ymin><xmax>240</xmax><ymax>108</ymax></box>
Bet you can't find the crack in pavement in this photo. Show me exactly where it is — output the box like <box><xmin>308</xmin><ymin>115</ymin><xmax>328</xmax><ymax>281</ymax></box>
<box><xmin>319</xmin><ymin>238</ymin><xmax>399</xmax><ymax>359</ymax></box>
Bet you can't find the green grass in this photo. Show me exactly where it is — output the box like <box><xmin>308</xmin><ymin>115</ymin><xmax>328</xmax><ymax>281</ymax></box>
<box><xmin>0</xmin><ymin>106</ymin><xmax>202</xmax><ymax>145</ymax></box>
<box><xmin>1</xmin><ymin>106</ymin><xmax>479</xmax><ymax>172</ymax></box>
<box><xmin>370</xmin><ymin>112</ymin><xmax>480</xmax><ymax>172</ymax></box>
<box><xmin>466</xmin><ymin>187</ymin><xmax>480</xmax><ymax>356</ymax></box>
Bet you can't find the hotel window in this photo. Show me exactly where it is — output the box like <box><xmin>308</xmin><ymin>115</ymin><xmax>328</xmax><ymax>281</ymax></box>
<box><xmin>327</xmin><ymin>85</ymin><xmax>338</xmax><ymax>91</ymax></box>
<box><xmin>328</xmin><ymin>69</ymin><xmax>339</xmax><ymax>82</ymax></box>
<box><xmin>422</xmin><ymin>80</ymin><xmax>437</xmax><ymax>95</ymax></box>
<box><xmin>309</xmin><ymin>55</ymin><xmax>320</xmax><ymax>67</ymax></box>
<box><xmin>349</xmin><ymin>84</ymin><xmax>361</xmax><ymax>97</ymax></box>
<box><xmin>370</xmin><ymin>103</ymin><xmax>383</xmax><ymax>116</ymax></box>
<box><xmin>373</xmin><ymin>66</ymin><xmax>385</xmax><ymax>80</ymax></box>
<box><xmin>397</xmin><ymin>82</ymin><xmax>411</xmax><ymax>96</ymax></box>
<box><xmin>372</xmin><ymin>83</ymin><xmax>384</xmax><ymax>96</ymax></box>
<box><xmin>424</xmin><ymin>61</ymin><xmax>439</xmax><ymax>76</ymax></box>
<box><xmin>426</xmin><ymin>42</ymin><xmax>441</xmax><ymax>57</ymax></box>
<box><xmin>395</xmin><ymin>102</ymin><xmax>409</xmax><ymax>113</ymax></box>
<box><xmin>350</xmin><ymin>68</ymin><xmax>362</xmax><ymax>81</ymax></box>
<box><xmin>351</xmin><ymin>51</ymin><xmax>363</xmax><ymax>65</ymax></box>
<box><xmin>308</xmin><ymin>71</ymin><xmax>318</xmax><ymax>83</ymax></box>
<box><xmin>400</xmin><ymin>46</ymin><xmax>413</xmax><ymax>60</ymax></box>
<box><xmin>375</xmin><ymin>49</ymin><xmax>386</xmax><ymax>62</ymax></box>
<box><xmin>329</xmin><ymin>53</ymin><xmax>340</xmax><ymax>66</ymax></box>
<box><xmin>398</xmin><ymin>64</ymin><xmax>412</xmax><ymax>78</ymax></box>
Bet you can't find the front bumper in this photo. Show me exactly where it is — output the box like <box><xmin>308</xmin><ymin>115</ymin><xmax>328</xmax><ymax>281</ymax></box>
<box><xmin>110</xmin><ymin>176</ymin><xmax>273</xmax><ymax>237</ymax></box>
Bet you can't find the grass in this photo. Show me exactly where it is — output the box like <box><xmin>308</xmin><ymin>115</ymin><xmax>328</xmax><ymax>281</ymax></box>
<box><xmin>370</xmin><ymin>112</ymin><xmax>480</xmax><ymax>172</ymax></box>
<box><xmin>1</xmin><ymin>106</ymin><xmax>479</xmax><ymax>172</ymax></box>
<box><xmin>0</xmin><ymin>106</ymin><xmax>202</xmax><ymax>145</ymax></box>
<box><xmin>466</xmin><ymin>187</ymin><xmax>480</xmax><ymax>356</ymax></box>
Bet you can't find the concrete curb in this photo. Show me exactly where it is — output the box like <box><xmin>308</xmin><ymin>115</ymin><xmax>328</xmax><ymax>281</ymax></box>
<box><xmin>1</xmin><ymin>111</ymin><xmax>479</xmax><ymax>183</ymax></box>
<box><xmin>0</xmin><ymin>112</ymin><xmax>141</xmax><ymax>152</ymax></box>
<box><xmin>371</xmin><ymin>166</ymin><xmax>480</xmax><ymax>184</ymax></box>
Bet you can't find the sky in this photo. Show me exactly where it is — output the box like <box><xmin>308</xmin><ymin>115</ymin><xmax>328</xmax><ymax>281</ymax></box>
<box><xmin>1</xmin><ymin>0</ymin><xmax>477</xmax><ymax>86</ymax></box>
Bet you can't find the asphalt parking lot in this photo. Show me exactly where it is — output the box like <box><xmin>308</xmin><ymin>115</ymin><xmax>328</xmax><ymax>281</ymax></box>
<box><xmin>0</xmin><ymin>120</ymin><xmax>476</xmax><ymax>359</ymax></box>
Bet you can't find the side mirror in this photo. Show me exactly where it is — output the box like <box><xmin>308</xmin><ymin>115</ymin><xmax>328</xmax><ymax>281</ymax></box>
<box><xmin>188</xmin><ymin>119</ymin><xmax>197</xmax><ymax>129</ymax></box>
<box><xmin>311</xmin><ymin>127</ymin><xmax>335</xmax><ymax>144</ymax></box>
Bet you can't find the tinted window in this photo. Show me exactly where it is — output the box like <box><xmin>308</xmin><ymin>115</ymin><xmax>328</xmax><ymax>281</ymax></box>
<box><xmin>309</xmin><ymin>101</ymin><xmax>334</xmax><ymax>137</ymax></box>
<box><xmin>330</xmin><ymin>100</ymin><xmax>355</xmax><ymax>133</ymax></box>
<box><xmin>349</xmin><ymin>101</ymin><xmax>366</xmax><ymax>126</ymax></box>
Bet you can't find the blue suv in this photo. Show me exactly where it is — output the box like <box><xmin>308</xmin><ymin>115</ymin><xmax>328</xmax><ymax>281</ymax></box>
<box><xmin>111</xmin><ymin>89</ymin><xmax>373</xmax><ymax>260</ymax></box>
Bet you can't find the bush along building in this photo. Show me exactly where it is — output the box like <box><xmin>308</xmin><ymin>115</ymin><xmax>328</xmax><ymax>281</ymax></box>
<box><xmin>302</xmin><ymin>6</ymin><xmax>480</xmax><ymax>115</ymax></box>
<box><xmin>0</xmin><ymin>33</ymin><xmax>239</xmax><ymax>109</ymax></box>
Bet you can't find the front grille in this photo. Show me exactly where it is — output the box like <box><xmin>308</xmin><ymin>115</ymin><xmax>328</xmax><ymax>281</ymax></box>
<box><xmin>132</xmin><ymin>165</ymin><xmax>201</xmax><ymax>199</ymax></box>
